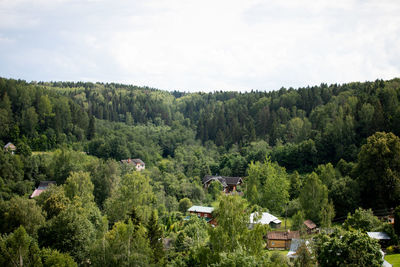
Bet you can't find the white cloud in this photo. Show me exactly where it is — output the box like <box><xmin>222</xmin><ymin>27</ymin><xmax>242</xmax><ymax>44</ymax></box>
<box><xmin>0</xmin><ymin>0</ymin><xmax>399</xmax><ymax>91</ymax></box>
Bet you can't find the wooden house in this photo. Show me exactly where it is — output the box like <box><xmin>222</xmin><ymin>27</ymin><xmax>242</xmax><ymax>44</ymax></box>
<box><xmin>202</xmin><ymin>175</ymin><xmax>243</xmax><ymax>193</ymax></box>
<box><xmin>121</xmin><ymin>158</ymin><xmax>145</xmax><ymax>171</ymax></box>
<box><xmin>187</xmin><ymin>205</ymin><xmax>216</xmax><ymax>225</ymax></box>
<box><xmin>267</xmin><ymin>230</ymin><xmax>300</xmax><ymax>250</ymax></box>
<box><xmin>30</xmin><ymin>181</ymin><xmax>56</xmax><ymax>198</ymax></box>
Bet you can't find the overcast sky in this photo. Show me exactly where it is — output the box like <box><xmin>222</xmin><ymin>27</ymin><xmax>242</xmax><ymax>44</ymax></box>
<box><xmin>0</xmin><ymin>0</ymin><xmax>399</xmax><ymax>92</ymax></box>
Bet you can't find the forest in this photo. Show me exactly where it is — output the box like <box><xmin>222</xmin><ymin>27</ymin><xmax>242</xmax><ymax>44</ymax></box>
<box><xmin>1</xmin><ymin>77</ymin><xmax>400</xmax><ymax>266</ymax></box>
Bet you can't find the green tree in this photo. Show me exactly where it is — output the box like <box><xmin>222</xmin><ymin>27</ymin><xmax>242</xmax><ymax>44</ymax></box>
<box><xmin>178</xmin><ymin>197</ymin><xmax>193</xmax><ymax>213</ymax></box>
<box><xmin>294</xmin><ymin>242</ymin><xmax>315</xmax><ymax>267</ymax></box>
<box><xmin>246</xmin><ymin>157</ymin><xmax>289</xmax><ymax>214</ymax></box>
<box><xmin>40</xmin><ymin>248</ymin><xmax>77</xmax><ymax>267</ymax></box>
<box><xmin>105</xmin><ymin>172</ymin><xmax>155</xmax><ymax>224</ymax></box>
<box><xmin>299</xmin><ymin>172</ymin><xmax>331</xmax><ymax>225</ymax></box>
<box><xmin>146</xmin><ymin>210</ymin><xmax>164</xmax><ymax>264</ymax></box>
<box><xmin>209</xmin><ymin>195</ymin><xmax>265</xmax><ymax>257</ymax></box>
<box><xmin>314</xmin><ymin>231</ymin><xmax>382</xmax><ymax>267</ymax></box>
<box><xmin>0</xmin><ymin>226</ymin><xmax>42</xmax><ymax>267</ymax></box>
<box><xmin>343</xmin><ymin>208</ymin><xmax>382</xmax><ymax>232</ymax></box>
<box><xmin>355</xmin><ymin>132</ymin><xmax>400</xmax><ymax>209</ymax></box>
<box><xmin>63</xmin><ymin>171</ymin><xmax>94</xmax><ymax>204</ymax></box>
<box><xmin>90</xmin><ymin>220</ymin><xmax>151</xmax><ymax>267</ymax></box>
<box><xmin>38</xmin><ymin>203</ymin><xmax>96</xmax><ymax>263</ymax></box>
<box><xmin>0</xmin><ymin>196</ymin><xmax>46</xmax><ymax>237</ymax></box>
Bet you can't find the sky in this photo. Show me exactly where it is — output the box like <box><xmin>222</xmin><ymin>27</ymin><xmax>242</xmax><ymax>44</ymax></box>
<box><xmin>0</xmin><ymin>0</ymin><xmax>399</xmax><ymax>92</ymax></box>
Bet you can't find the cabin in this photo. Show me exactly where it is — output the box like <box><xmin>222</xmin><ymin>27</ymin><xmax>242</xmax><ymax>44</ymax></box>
<box><xmin>30</xmin><ymin>181</ymin><xmax>56</xmax><ymax>198</ymax></box>
<box><xmin>120</xmin><ymin>158</ymin><xmax>145</xmax><ymax>171</ymax></box>
<box><xmin>187</xmin><ymin>205</ymin><xmax>216</xmax><ymax>225</ymax></box>
<box><xmin>4</xmin><ymin>142</ymin><xmax>16</xmax><ymax>154</ymax></box>
<box><xmin>202</xmin><ymin>175</ymin><xmax>243</xmax><ymax>193</ymax></box>
<box><xmin>249</xmin><ymin>212</ymin><xmax>282</xmax><ymax>229</ymax></box>
<box><xmin>267</xmin><ymin>230</ymin><xmax>300</xmax><ymax>250</ymax></box>
<box><xmin>303</xmin><ymin>219</ymin><xmax>318</xmax><ymax>234</ymax></box>
<box><xmin>367</xmin><ymin>232</ymin><xmax>391</xmax><ymax>249</ymax></box>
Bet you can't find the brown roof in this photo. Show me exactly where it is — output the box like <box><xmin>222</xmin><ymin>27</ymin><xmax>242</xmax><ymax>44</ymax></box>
<box><xmin>121</xmin><ymin>158</ymin><xmax>145</xmax><ymax>165</ymax></box>
<box><xmin>304</xmin><ymin>220</ymin><xmax>317</xmax><ymax>229</ymax></box>
<box><xmin>267</xmin><ymin>231</ymin><xmax>300</xmax><ymax>240</ymax></box>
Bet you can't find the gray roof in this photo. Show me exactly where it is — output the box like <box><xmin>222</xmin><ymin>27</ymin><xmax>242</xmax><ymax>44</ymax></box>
<box><xmin>287</xmin><ymin>238</ymin><xmax>310</xmax><ymax>258</ymax></box>
<box><xmin>249</xmin><ymin>212</ymin><xmax>281</xmax><ymax>225</ymax></box>
<box><xmin>188</xmin><ymin>205</ymin><xmax>214</xmax><ymax>214</ymax></box>
<box><xmin>202</xmin><ymin>175</ymin><xmax>243</xmax><ymax>187</ymax></box>
<box><xmin>367</xmin><ymin>232</ymin><xmax>391</xmax><ymax>240</ymax></box>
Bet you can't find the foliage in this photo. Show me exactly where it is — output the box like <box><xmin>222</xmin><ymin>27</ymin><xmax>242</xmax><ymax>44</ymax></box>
<box><xmin>105</xmin><ymin>171</ymin><xmax>155</xmax><ymax>224</ymax></box>
<box><xmin>0</xmin><ymin>226</ymin><xmax>42</xmax><ymax>267</ymax></box>
<box><xmin>314</xmin><ymin>231</ymin><xmax>383</xmax><ymax>267</ymax></box>
<box><xmin>354</xmin><ymin>131</ymin><xmax>400</xmax><ymax>209</ymax></box>
<box><xmin>343</xmin><ymin>208</ymin><xmax>382</xmax><ymax>232</ymax></box>
<box><xmin>246</xmin><ymin>157</ymin><xmax>289</xmax><ymax>214</ymax></box>
<box><xmin>299</xmin><ymin>172</ymin><xmax>332</xmax><ymax>225</ymax></box>
<box><xmin>146</xmin><ymin>210</ymin><xmax>165</xmax><ymax>264</ymax></box>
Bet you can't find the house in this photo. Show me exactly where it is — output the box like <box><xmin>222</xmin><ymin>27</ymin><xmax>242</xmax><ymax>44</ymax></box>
<box><xmin>30</xmin><ymin>181</ymin><xmax>56</xmax><ymax>198</ymax></box>
<box><xmin>303</xmin><ymin>219</ymin><xmax>318</xmax><ymax>234</ymax></box>
<box><xmin>367</xmin><ymin>232</ymin><xmax>391</xmax><ymax>249</ymax></box>
<box><xmin>120</xmin><ymin>158</ymin><xmax>145</xmax><ymax>171</ymax></box>
<box><xmin>202</xmin><ymin>175</ymin><xmax>243</xmax><ymax>193</ymax></box>
<box><xmin>4</xmin><ymin>142</ymin><xmax>16</xmax><ymax>154</ymax></box>
<box><xmin>267</xmin><ymin>230</ymin><xmax>300</xmax><ymax>250</ymax></box>
<box><xmin>187</xmin><ymin>205</ymin><xmax>216</xmax><ymax>225</ymax></box>
<box><xmin>249</xmin><ymin>212</ymin><xmax>282</xmax><ymax>229</ymax></box>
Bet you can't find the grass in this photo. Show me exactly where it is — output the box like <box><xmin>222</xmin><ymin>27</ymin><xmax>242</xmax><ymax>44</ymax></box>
<box><xmin>385</xmin><ymin>254</ymin><xmax>400</xmax><ymax>267</ymax></box>
<box><xmin>269</xmin><ymin>250</ymin><xmax>289</xmax><ymax>256</ymax></box>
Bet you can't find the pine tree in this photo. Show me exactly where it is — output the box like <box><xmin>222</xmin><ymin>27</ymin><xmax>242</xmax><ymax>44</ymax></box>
<box><xmin>146</xmin><ymin>210</ymin><xmax>164</xmax><ymax>264</ymax></box>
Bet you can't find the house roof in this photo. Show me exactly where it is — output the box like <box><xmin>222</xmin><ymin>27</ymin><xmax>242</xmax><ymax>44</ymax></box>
<box><xmin>367</xmin><ymin>232</ymin><xmax>391</xmax><ymax>240</ymax></box>
<box><xmin>121</xmin><ymin>158</ymin><xmax>145</xmax><ymax>165</ymax></box>
<box><xmin>4</xmin><ymin>142</ymin><xmax>16</xmax><ymax>150</ymax></box>
<box><xmin>287</xmin><ymin>238</ymin><xmax>310</xmax><ymax>258</ymax></box>
<box><xmin>30</xmin><ymin>181</ymin><xmax>56</xmax><ymax>198</ymax></box>
<box><xmin>304</xmin><ymin>219</ymin><xmax>317</xmax><ymax>229</ymax></box>
<box><xmin>267</xmin><ymin>230</ymin><xmax>300</xmax><ymax>240</ymax></box>
<box><xmin>202</xmin><ymin>175</ymin><xmax>243</xmax><ymax>187</ymax></box>
<box><xmin>188</xmin><ymin>205</ymin><xmax>214</xmax><ymax>214</ymax></box>
<box><xmin>250</xmin><ymin>212</ymin><xmax>282</xmax><ymax>225</ymax></box>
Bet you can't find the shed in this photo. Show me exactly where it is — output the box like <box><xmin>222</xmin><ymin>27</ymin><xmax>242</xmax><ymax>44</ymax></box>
<box><xmin>249</xmin><ymin>212</ymin><xmax>282</xmax><ymax>229</ymax></box>
<box><xmin>304</xmin><ymin>219</ymin><xmax>318</xmax><ymax>234</ymax></box>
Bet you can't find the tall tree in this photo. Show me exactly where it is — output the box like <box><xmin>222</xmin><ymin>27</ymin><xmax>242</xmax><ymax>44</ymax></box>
<box><xmin>355</xmin><ymin>131</ymin><xmax>400</xmax><ymax>209</ymax></box>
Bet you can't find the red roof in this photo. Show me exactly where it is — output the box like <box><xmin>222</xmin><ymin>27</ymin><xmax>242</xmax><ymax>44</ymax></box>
<box><xmin>267</xmin><ymin>231</ymin><xmax>300</xmax><ymax>240</ymax></box>
<box><xmin>304</xmin><ymin>220</ymin><xmax>317</xmax><ymax>229</ymax></box>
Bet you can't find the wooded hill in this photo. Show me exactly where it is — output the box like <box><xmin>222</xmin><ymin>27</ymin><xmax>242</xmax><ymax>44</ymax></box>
<box><xmin>1</xmin><ymin>77</ymin><xmax>400</xmax><ymax>266</ymax></box>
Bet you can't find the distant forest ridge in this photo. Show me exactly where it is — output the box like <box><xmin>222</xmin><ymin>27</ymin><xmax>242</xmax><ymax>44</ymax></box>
<box><xmin>1</xmin><ymin>77</ymin><xmax>400</xmax><ymax>172</ymax></box>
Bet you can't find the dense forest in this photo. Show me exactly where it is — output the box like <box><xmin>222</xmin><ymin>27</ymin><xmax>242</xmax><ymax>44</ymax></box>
<box><xmin>1</xmin><ymin>77</ymin><xmax>400</xmax><ymax>266</ymax></box>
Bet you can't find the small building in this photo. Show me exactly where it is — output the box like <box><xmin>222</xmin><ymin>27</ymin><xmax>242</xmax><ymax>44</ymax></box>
<box><xmin>287</xmin><ymin>238</ymin><xmax>311</xmax><ymax>260</ymax></box>
<box><xmin>202</xmin><ymin>175</ymin><xmax>243</xmax><ymax>193</ymax></box>
<box><xmin>121</xmin><ymin>158</ymin><xmax>145</xmax><ymax>171</ymax></box>
<box><xmin>187</xmin><ymin>205</ymin><xmax>216</xmax><ymax>225</ymax></box>
<box><xmin>367</xmin><ymin>232</ymin><xmax>391</xmax><ymax>249</ymax></box>
<box><xmin>267</xmin><ymin>230</ymin><xmax>300</xmax><ymax>250</ymax></box>
<box><xmin>4</xmin><ymin>142</ymin><xmax>16</xmax><ymax>154</ymax></box>
<box><xmin>30</xmin><ymin>181</ymin><xmax>56</xmax><ymax>198</ymax></box>
<box><xmin>249</xmin><ymin>212</ymin><xmax>282</xmax><ymax>229</ymax></box>
<box><xmin>304</xmin><ymin>219</ymin><xmax>318</xmax><ymax>234</ymax></box>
